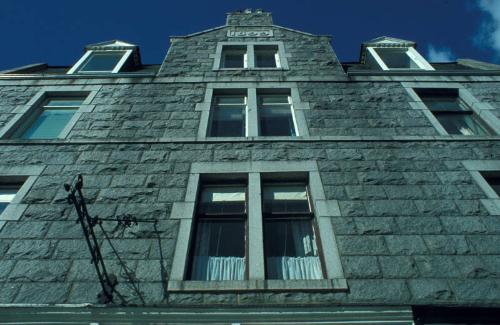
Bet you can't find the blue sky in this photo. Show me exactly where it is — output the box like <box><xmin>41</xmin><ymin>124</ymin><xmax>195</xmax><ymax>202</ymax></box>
<box><xmin>1</xmin><ymin>0</ymin><xmax>500</xmax><ymax>70</ymax></box>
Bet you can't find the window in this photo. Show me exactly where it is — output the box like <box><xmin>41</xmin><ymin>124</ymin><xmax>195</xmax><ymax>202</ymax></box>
<box><xmin>214</xmin><ymin>42</ymin><xmax>289</xmax><ymax>70</ymax></box>
<box><xmin>254</xmin><ymin>45</ymin><xmax>280</xmax><ymax>68</ymax></box>
<box><xmin>207</xmin><ymin>93</ymin><xmax>247</xmax><ymax>137</ymax></box>
<box><xmin>263</xmin><ymin>183</ymin><xmax>323</xmax><ymax>280</ymax></box>
<box><xmin>11</xmin><ymin>97</ymin><xmax>86</xmax><ymax>139</ymax></box>
<box><xmin>480</xmin><ymin>172</ymin><xmax>500</xmax><ymax>196</ymax></box>
<box><xmin>197</xmin><ymin>84</ymin><xmax>309</xmax><ymax>139</ymax></box>
<box><xmin>258</xmin><ymin>92</ymin><xmax>297</xmax><ymax>136</ymax></box>
<box><xmin>76</xmin><ymin>51</ymin><xmax>127</xmax><ymax>73</ymax></box>
<box><xmin>366</xmin><ymin>46</ymin><xmax>434</xmax><ymax>71</ymax></box>
<box><xmin>188</xmin><ymin>184</ymin><xmax>247</xmax><ymax>281</ymax></box>
<box><xmin>169</xmin><ymin>161</ymin><xmax>346</xmax><ymax>291</ymax></box>
<box><xmin>221</xmin><ymin>45</ymin><xmax>247</xmax><ymax>69</ymax></box>
<box><xmin>416</xmin><ymin>88</ymin><xmax>492</xmax><ymax>136</ymax></box>
<box><xmin>0</xmin><ymin>182</ymin><xmax>23</xmax><ymax>215</ymax></box>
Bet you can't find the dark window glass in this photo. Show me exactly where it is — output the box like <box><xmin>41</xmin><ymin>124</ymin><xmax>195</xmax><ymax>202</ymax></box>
<box><xmin>258</xmin><ymin>94</ymin><xmax>296</xmax><ymax>136</ymax></box>
<box><xmin>262</xmin><ymin>184</ymin><xmax>323</xmax><ymax>280</ymax></box>
<box><xmin>208</xmin><ymin>95</ymin><xmax>246</xmax><ymax>137</ymax></box>
<box><xmin>255</xmin><ymin>45</ymin><xmax>278</xmax><ymax>68</ymax></box>
<box><xmin>188</xmin><ymin>185</ymin><xmax>247</xmax><ymax>281</ymax></box>
<box><xmin>416</xmin><ymin>88</ymin><xmax>492</xmax><ymax>136</ymax></box>
<box><xmin>13</xmin><ymin>97</ymin><xmax>85</xmax><ymax>140</ymax></box>
<box><xmin>481</xmin><ymin>173</ymin><xmax>500</xmax><ymax>196</ymax></box>
<box><xmin>221</xmin><ymin>46</ymin><xmax>246</xmax><ymax>68</ymax></box>
<box><xmin>375</xmin><ymin>48</ymin><xmax>419</xmax><ymax>69</ymax></box>
<box><xmin>78</xmin><ymin>51</ymin><xmax>125</xmax><ymax>72</ymax></box>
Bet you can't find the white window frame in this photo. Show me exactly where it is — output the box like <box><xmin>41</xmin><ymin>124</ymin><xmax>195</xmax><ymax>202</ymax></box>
<box><xmin>212</xmin><ymin>42</ymin><xmax>289</xmax><ymax>70</ymax></box>
<box><xmin>367</xmin><ymin>46</ymin><xmax>434</xmax><ymax>71</ymax></box>
<box><xmin>402</xmin><ymin>82</ymin><xmax>500</xmax><ymax>136</ymax></box>
<box><xmin>0</xmin><ymin>165</ymin><xmax>44</xmax><ymax>232</ymax></box>
<box><xmin>168</xmin><ymin>161</ymin><xmax>347</xmax><ymax>292</ymax></box>
<box><xmin>0</xmin><ymin>85</ymin><xmax>100</xmax><ymax>140</ymax></box>
<box><xmin>195</xmin><ymin>82</ymin><xmax>310</xmax><ymax>140</ymax></box>
<box><xmin>67</xmin><ymin>49</ymin><xmax>133</xmax><ymax>74</ymax></box>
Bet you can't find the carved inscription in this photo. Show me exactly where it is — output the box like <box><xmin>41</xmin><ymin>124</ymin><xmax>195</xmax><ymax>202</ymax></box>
<box><xmin>227</xmin><ymin>30</ymin><xmax>273</xmax><ymax>37</ymax></box>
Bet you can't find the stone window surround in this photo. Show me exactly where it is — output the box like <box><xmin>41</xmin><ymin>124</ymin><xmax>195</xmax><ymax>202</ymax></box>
<box><xmin>0</xmin><ymin>85</ymin><xmax>100</xmax><ymax>140</ymax></box>
<box><xmin>463</xmin><ymin>160</ymin><xmax>500</xmax><ymax>216</ymax></box>
<box><xmin>168</xmin><ymin>161</ymin><xmax>347</xmax><ymax>292</ymax></box>
<box><xmin>67</xmin><ymin>49</ymin><xmax>134</xmax><ymax>74</ymax></box>
<box><xmin>0</xmin><ymin>165</ymin><xmax>45</xmax><ymax>231</ymax></box>
<box><xmin>212</xmin><ymin>41</ymin><xmax>290</xmax><ymax>71</ymax></box>
<box><xmin>195</xmin><ymin>82</ymin><xmax>310</xmax><ymax>139</ymax></box>
<box><xmin>366</xmin><ymin>46</ymin><xmax>434</xmax><ymax>71</ymax></box>
<box><xmin>402</xmin><ymin>82</ymin><xmax>500</xmax><ymax>136</ymax></box>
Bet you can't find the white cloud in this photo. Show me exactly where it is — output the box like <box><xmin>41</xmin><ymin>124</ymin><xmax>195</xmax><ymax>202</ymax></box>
<box><xmin>427</xmin><ymin>45</ymin><xmax>455</xmax><ymax>62</ymax></box>
<box><xmin>477</xmin><ymin>0</ymin><xmax>500</xmax><ymax>55</ymax></box>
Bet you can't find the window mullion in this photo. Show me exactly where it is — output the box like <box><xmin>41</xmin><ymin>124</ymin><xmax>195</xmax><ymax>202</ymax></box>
<box><xmin>248</xmin><ymin>172</ymin><xmax>265</xmax><ymax>280</ymax></box>
<box><xmin>246</xmin><ymin>44</ymin><xmax>254</xmax><ymax>69</ymax></box>
<box><xmin>247</xmin><ymin>88</ymin><xmax>258</xmax><ymax>137</ymax></box>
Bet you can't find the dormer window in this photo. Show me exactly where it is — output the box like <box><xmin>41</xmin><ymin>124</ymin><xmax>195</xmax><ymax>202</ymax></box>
<box><xmin>76</xmin><ymin>51</ymin><xmax>128</xmax><ymax>73</ymax></box>
<box><xmin>67</xmin><ymin>40</ymin><xmax>140</xmax><ymax>75</ymax></box>
<box><xmin>362</xmin><ymin>37</ymin><xmax>434</xmax><ymax>71</ymax></box>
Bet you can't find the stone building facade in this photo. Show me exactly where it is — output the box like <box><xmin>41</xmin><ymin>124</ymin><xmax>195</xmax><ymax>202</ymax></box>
<box><xmin>0</xmin><ymin>9</ymin><xmax>500</xmax><ymax>324</ymax></box>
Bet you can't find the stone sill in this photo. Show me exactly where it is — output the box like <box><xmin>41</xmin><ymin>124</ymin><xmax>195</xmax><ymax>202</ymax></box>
<box><xmin>214</xmin><ymin>68</ymin><xmax>289</xmax><ymax>72</ymax></box>
<box><xmin>0</xmin><ymin>135</ymin><xmax>500</xmax><ymax>146</ymax></box>
<box><xmin>167</xmin><ymin>278</ymin><xmax>348</xmax><ymax>292</ymax></box>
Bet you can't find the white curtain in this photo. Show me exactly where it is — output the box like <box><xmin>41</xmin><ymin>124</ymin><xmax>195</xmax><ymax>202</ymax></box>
<box><xmin>266</xmin><ymin>219</ymin><xmax>323</xmax><ymax>280</ymax></box>
<box><xmin>267</xmin><ymin>256</ymin><xmax>322</xmax><ymax>280</ymax></box>
<box><xmin>191</xmin><ymin>221</ymin><xmax>245</xmax><ymax>281</ymax></box>
<box><xmin>192</xmin><ymin>256</ymin><xmax>245</xmax><ymax>281</ymax></box>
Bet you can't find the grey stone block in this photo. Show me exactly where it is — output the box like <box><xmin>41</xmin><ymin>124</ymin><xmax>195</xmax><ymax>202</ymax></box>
<box><xmin>408</xmin><ymin>279</ymin><xmax>454</xmax><ymax>301</ymax></box>
<box><xmin>378</xmin><ymin>256</ymin><xmax>418</xmax><ymax>278</ymax></box>
<box><xmin>415</xmin><ymin>256</ymin><xmax>461</xmax><ymax>278</ymax></box>
<box><xmin>8</xmin><ymin>260</ymin><xmax>71</xmax><ymax>282</ymax></box>
<box><xmin>14</xmin><ymin>283</ymin><xmax>71</xmax><ymax>304</ymax></box>
<box><xmin>337</xmin><ymin>235</ymin><xmax>387</xmax><ymax>255</ymax></box>
<box><xmin>423</xmin><ymin>235</ymin><xmax>471</xmax><ymax>254</ymax></box>
<box><xmin>348</xmin><ymin>280</ymin><xmax>410</xmax><ymax>303</ymax></box>
<box><xmin>385</xmin><ymin>236</ymin><xmax>428</xmax><ymax>255</ymax></box>
<box><xmin>0</xmin><ymin>221</ymin><xmax>50</xmax><ymax>238</ymax></box>
<box><xmin>5</xmin><ymin>240</ymin><xmax>55</xmax><ymax>259</ymax></box>
<box><xmin>355</xmin><ymin>217</ymin><xmax>396</xmax><ymax>235</ymax></box>
<box><xmin>342</xmin><ymin>256</ymin><xmax>381</xmax><ymax>279</ymax></box>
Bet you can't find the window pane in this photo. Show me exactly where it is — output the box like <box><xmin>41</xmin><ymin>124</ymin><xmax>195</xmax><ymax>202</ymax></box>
<box><xmin>208</xmin><ymin>106</ymin><xmax>245</xmax><ymax>137</ymax></box>
<box><xmin>435</xmin><ymin>113</ymin><xmax>490</xmax><ymax>136</ymax></box>
<box><xmin>260</xmin><ymin>95</ymin><xmax>289</xmax><ymax>105</ymax></box>
<box><xmin>259</xmin><ymin>106</ymin><xmax>296</xmax><ymax>136</ymax></box>
<box><xmin>21</xmin><ymin>109</ymin><xmax>76</xmax><ymax>139</ymax></box>
<box><xmin>0</xmin><ymin>203</ymin><xmax>8</xmax><ymax>215</ymax></box>
<box><xmin>221</xmin><ymin>46</ymin><xmax>246</xmax><ymax>68</ymax></box>
<box><xmin>199</xmin><ymin>186</ymin><xmax>246</xmax><ymax>214</ymax></box>
<box><xmin>216</xmin><ymin>96</ymin><xmax>246</xmax><ymax>105</ymax></box>
<box><xmin>45</xmin><ymin>98</ymin><xmax>85</xmax><ymax>107</ymax></box>
<box><xmin>482</xmin><ymin>174</ymin><xmax>500</xmax><ymax>196</ymax></box>
<box><xmin>0</xmin><ymin>184</ymin><xmax>22</xmax><ymax>215</ymax></box>
<box><xmin>79</xmin><ymin>51</ymin><xmax>125</xmax><ymax>72</ymax></box>
<box><xmin>255</xmin><ymin>46</ymin><xmax>278</xmax><ymax>68</ymax></box>
<box><xmin>263</xmin><ymin>185</ymin><xmax>310</xmax><ymax>214</ymax></box>
<box><xmin>375</xmin><ymin>48</ymin><xmax>419</xmax><ymax>69</ymax></box>
<box><xmin>189</xmin><ymin>220</ymin><xmax>245</xmax><ymax>280</ymax></box>
<box><xmin>264</xmin><ymin>219</ymin><xmax>322</xmax><ymax>280</ymax></box>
